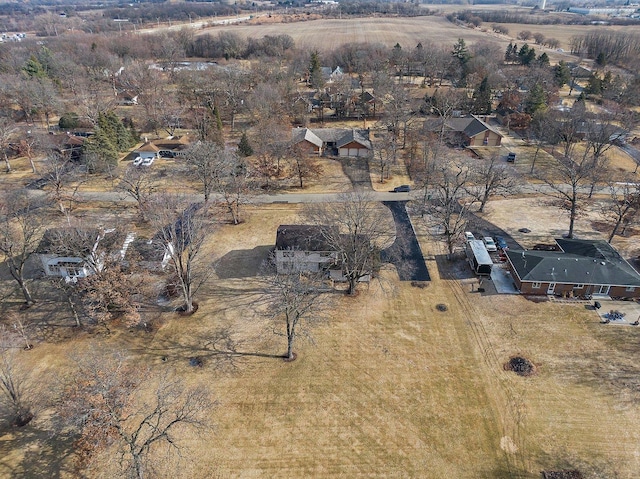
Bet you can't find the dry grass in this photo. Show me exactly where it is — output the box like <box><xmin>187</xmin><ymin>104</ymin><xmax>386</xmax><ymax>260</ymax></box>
<box><xmin>3</xmin><ymin>201</ymin><xmax>640</xmax><ymax>478</ymax></box>
<box><xmin>198</xmin><ymin>16</ymin><xmax>512</xmax><ymax>52</ymax></box>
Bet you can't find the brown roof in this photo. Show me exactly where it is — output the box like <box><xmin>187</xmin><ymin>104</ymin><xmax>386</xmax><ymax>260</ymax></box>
<box><xmin>136</xmin><ymin>142</ymin><xmax>160</xmax><ymax>153</ymax></box>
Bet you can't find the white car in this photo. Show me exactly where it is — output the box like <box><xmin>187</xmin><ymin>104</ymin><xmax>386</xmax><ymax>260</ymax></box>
<box><xmin>133</xmin><ymin>156</ymin><xmax>143</xmax><ymax>166</ymax></box>
<box><xmin>483</xmin><ymin>237</ymin><xmax>497</xmax><ymax>252</ymax></box>
<box><xmin>141</xmin><ymin>157</ymin><xmax>155</xmax><ymax>166</ymax></box>
<box><xmin>464</xmin><ymin>232</ymin><xmax>475</xmax><ymax>242</ymax></box>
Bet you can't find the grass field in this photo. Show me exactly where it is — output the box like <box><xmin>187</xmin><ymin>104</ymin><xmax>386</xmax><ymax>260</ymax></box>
<box><xmin>3</xmin><ymin>203</ymin><xmax>640</xmax><ymax>478</ymax></box>
<box><xmin>198</xmin><ymin>14</ymin><xmax>638</xmax><ymax>54</ymax></box>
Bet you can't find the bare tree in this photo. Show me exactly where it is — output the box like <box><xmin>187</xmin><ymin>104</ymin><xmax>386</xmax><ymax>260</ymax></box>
<box><xmin>534</xmin><ymin>153</ymin><xmax>596</xmax><ymax>239</ymax></box>
<box><xmin>62</xmin><ymin>352</ymin><xmax>212</xmax><ymax>479</ymax></box>
<box><xmin>0</xmin><ymin>117</ymin><xmax>17</xmax><ymax>173</ymax></box>
<box><xmin>0</xmin><ymin>324</ymin><xmax>33</xmax><ymax>427</ymax></box>
<box><xmin>117</xmin><ymin>166</ymin><xmax>157</xmax><ymax>222</ymax></box>
<box><xmin>288</xmin><ymin>144</ymin><xmax>323</xmax><ymax>189</ymax></box>
<box><xmin>0</xmin><ymin>190</ymin><xmax>42</xmax><ymax>306</ymax></box>
<box><xmin>605</xmin><ymin>180</ymin><xmax>640</xmax><ymax>243</ymax></box>
<box><xmin>147</xmin><ymin>196</ymin><xmax>215</xmax><ymax>314</ymax></box>
<box><xmin>467</xmin><ymin>156</ymin><xmax>518</xmax><ymax>212</ymax></box>
<box><xmin>184</xmin><ymin>141</ymin><xmax>226</xmax><ymax>203</ymax></box>
<box><xmin>263</xmin><ymin>264</ymin><xmax>326</xmax><ymax>360</ymax></box>
<box><xmin>427</xmin><ymin>160</ymin><xmax>474</xmax><ymax>257</ymax></box>
<box><xmin>305</xmin><ymin>190</ymin><xmax>391</xmax><ymax>295</ymax></box>
<box><xmin>41</xmin><ymin>152</ymin><xmax>84</xmax><ymax>218</ymax></box>
<box><xmin>372</xmin><ymin>134</ymin><xmax>397</xmax><ymax>184</ymax></box>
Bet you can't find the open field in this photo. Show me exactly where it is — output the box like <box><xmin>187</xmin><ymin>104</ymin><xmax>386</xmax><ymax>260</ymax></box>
<box><xmin>197</xmin><ymin>14</ymin><xmax>638</xmax><ymax>54</ymax></box>
<box><xmin>3</xmin><ymin>202</ymin><xmax>640</xmax><ymax>477</ymax></box>
<box><xmin>198</xmin><ymin>16</ymin><xmax>511</xmax><ymax>51</ymax></box>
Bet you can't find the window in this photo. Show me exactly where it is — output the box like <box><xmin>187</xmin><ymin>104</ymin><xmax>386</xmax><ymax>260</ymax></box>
<box><xmin>48</xmin><ymin>263</ymin><xmax>61</xmax><ymax>274</ymax></box>
<box><xmin>626</xmin><ymin>286</ymin><xmax>636</xmax><ymax>292</ymax></box>
<box><xmin>532</xmin><ymin>282</ymin><xmax>542</xmax><ymax>288</ymax></box>
<box><xmin>574</xmin><ymin>284</ymin><xmax>584</xmax><ymax>289</ymax></box>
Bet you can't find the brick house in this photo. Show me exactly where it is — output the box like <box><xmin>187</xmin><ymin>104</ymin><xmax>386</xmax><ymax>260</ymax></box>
<box><xmin>505</xmin><ymin>238</ymin><xmax>640</xmax><ymax>299</ymax></box>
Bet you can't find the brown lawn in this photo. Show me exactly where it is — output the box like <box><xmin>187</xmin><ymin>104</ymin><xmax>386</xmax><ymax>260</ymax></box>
<box><xmin>2</xmin><ymin>201</ymin><xmax>640</xmax><ymax>478</ymax></box>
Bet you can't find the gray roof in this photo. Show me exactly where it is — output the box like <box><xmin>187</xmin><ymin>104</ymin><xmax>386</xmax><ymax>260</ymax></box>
<box><xmin>291</xmin><ymin>128</ymin><xmax>372</xmax><ymax>150</ymax></box>
<box><xmin>425</xmin><ymin>115</ymin><xmax>502</xmax><ymax>139</ymax></box>
<box><xmin>506</xmin><ymin>239</ymin><xmax>640</xmax><ymax>287</ymax></box>
<box><xmin>276</xmin><ymin>225</ymin><xmax>337</xmax><ymax>252</ymax></box>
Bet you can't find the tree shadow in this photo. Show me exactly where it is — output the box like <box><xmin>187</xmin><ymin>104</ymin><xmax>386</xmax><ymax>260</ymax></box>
<box><xmin>340</xmin><ymin>157</ymin><xmax>372</xmax><ymax>189</ymax></box>
<box><xmin>133</xmin><ymin>326</ymin><xmax>285</xmax><ymax>372</ymax></box>
<box><xmin>0</xmin><ymin>419</ymin><xmax>76</xmax><ymax>479</ymax></box>
<box><xmin>214</xmin><ymin>246</ymin><xmax>273</xmax><ymax>279</ymax></box>
<box><xmin>434</xmin><ymin>253</ymin><xmax>477</xmax><ymax>281</ymax></box>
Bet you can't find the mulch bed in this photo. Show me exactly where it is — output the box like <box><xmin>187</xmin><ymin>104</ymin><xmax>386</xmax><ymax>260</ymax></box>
<box><xmin>504</xmin><ymin>356</ymin><xmax>536</xmax><ymax>377</ymax></box>
<box><xmin>436</xmin><ymin>303</ymin><xmax>448</xmax><ymax>312</ymax></box>
<box><xmin>176</xmin><ymin>302</ymin><xmax>199</xmax><ymax>316</ymax></box>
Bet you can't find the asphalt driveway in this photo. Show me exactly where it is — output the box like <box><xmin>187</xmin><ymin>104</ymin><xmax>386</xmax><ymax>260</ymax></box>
<box><xmin>381</xmin><ymin>201</ymin><xmax>430</xmax><ymax>281</ymax></box>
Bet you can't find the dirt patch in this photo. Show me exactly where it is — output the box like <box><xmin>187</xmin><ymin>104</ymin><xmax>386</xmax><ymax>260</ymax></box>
<box><xmin>504</xmin><ymin>355</ymin><xmax>536</xmax><ymax>377</ymax></box>
<box><xmin>542</xmin><ymin>471</ymin><xmax>584</xmax><ymax>479</ymax></box>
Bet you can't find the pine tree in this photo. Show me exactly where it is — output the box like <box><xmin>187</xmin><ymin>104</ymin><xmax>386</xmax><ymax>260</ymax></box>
<box><xmin>524</xmin><ymin>83</ymin><xmax>547</xmax><ymax>115</ymax></box>
<box><xmin>23</xmin><ymin>55</ymin><xmax>47</xmax><ymax>78</ymax></box>
<box><xmin>471</xmin><ymin>76</ymin><xmax>492</xmax><ymax>115</ymax></box>
<box><xmin>505</xmin><ymin>43</ymin><xmax>514</xmax><ymax>63</ymax></box>
<box><xmin>553</xmin><ymin>61</ymin><xmax>571</xmax><ymax>87</ymax></box>
<box><xmin>309</xmin><ymin>50</ymin><xmax>324</xmax><ymax>90</ymax></box>
<box><xmin>537</xmin><ymin>52</ymin><xmax>550</xmax><ymax>67</ymax></box>
<box><xmin>237</xmin><ymin>132</ymin><xmax>253</xmax><ymax>157</ymax></box>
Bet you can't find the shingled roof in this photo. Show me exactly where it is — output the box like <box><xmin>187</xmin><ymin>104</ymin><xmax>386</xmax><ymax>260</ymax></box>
<box><xmin>291</xmin><ymin>128</ymin><xmax>372</xmax><ymax>150</ymax></box>
<box><xmin>425</xmin><ymin>115</ymin><xmax>502</xmax><ymax>139</ymax></box>
<box><xmin>275</xmin><ymin>225</ymin><xmax>337</xmax><ymax>252</ymax></box>
<box><xmin>506</xmin><ymin>239</ymin><xmax>640</xmax><ymax>287</ymax></box>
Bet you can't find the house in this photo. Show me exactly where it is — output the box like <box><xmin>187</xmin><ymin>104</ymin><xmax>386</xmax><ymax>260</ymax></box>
<box><xmin>117</xmin><ymin>91</ymin><xmax>139</xmax><ymax>106</ymax></box>
<box><xmin>424</xmin><ymin>115</ymin><xmax>503</xmax><ymax>147</ymax></box>
<box><xmin>275</xmin><ymin>225</ymin><xmax>338</xmax><ymax>274</ymax></box>
<box><xmin>51</xmin><ymin>133</ymin><xmax>88</xmax><ymax>162</ymax></box>
<box><xmin>291</xmin><ymin>128</ymin><xmax>372</xmax><ymax>157</ymax></box>
<box><xmin>151</xmin><ymin>135</ymin><xmax>191</xmax><ymax>158</ymax></box>
<box><xmin>134</xmin><ymin>141</ymin><xmax>160</xmax><ymax>161</ymax></box>
<box><xmin>505</xmin><ymin>238</ymin><xmax>640</xmax><ymax>298</ymax></box>
<box><xmin>37</xmin><ymin>228</ymin><xmax>131</xmax><ymax>281</ymax></box>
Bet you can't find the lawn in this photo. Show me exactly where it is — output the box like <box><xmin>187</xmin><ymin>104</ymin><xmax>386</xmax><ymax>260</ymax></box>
<box><xmin>4</xmin><ymin>202</ymin><xmax>640</xmax><ymax>478</ymax></box>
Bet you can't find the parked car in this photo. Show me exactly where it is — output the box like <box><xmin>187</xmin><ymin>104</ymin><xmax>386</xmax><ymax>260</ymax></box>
<box><xmin>483</xmin><ymin>237</ymin><xmax>498</xmax><ymax>252</ymax></box>
<box><xmin>141</xmin><ymin>157</ymin><xmax>155</xmax><ymax>166</ymax></box>
<box><xmin>464</xmin><ymin>232</ymin><xmax>475</xmax><ymax>242</ymax></box>
<box><xmin>507</xmin><ymin>152</ymin><xmax>516</xmax><ymax>162</ymax></box>
<box><xmin>495</xmin><ymin>236</ymin><xmax>508</xmax><ymax>250</ymax></box>
<box><xmin>133</xmin><ymin>156</ymin><xmax>143</xmax><ymax>166</ymax></box>
<box><xmin>393</xmin><ymin>185</ymin><xmax>410</xmax><ymax>192</ymax></box>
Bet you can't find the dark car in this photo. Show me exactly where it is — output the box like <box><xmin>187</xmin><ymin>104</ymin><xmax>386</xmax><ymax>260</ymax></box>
<box><xmin>393</xmin><ymin>185</ymin><xmax>411</xmax><ymax>192</ymax></box>
<box><xmin>507</xmin><ymin>152</ymin><xmax>516</xmax><ymax>162</ymax></box>
<box><xmin>495</xmin><ymin>236</ymin><xmax>508</xmax><ymax>250</ymax></box>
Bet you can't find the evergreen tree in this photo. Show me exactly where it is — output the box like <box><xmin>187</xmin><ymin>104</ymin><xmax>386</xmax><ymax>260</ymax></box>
<box><xmin>451</xmin><ymin>38</ymin><xmax>472</xmax><ymax>87</ymax></box>
<box><xmin>237</xmin><ymin>131</ymin><xmax>253</xmax><ymax>157</ymax></box>
<box><xmin>83</xmin><ymin>129</ymin><xmax>118</xmax><ymax>173</ymax></box>
<box><xmin>505</xmin><ymin>43</ymin><xmax>514</xmax><ymax>63</ymax></box>
<box><xmin>585</xmin><ymin>74</ymin><xmax>603</xmax><ymax>95</ymax></box>
<box><xmin>471</xmin><ymin>76</ymin><xmax>492</xmax><ymax>115</ymax></box>
<box><xmin>595</xmin><ymin>52</ymin><xmax>607</xmax><ymax>67</ymax></box>
<box><xmin>308</xmin><ymin>50</ymin><xmax>324</xmax><ymax>90</ymax></box>
<box><xmin>537</xmin><ymin>52</ymin><xmax>550</xmax><ymax>67</ymax></box>
<box><xmin>524</xmin><ymin>83</ymin><xmax>546</xmax><ymax>115</ymax></box>
<box><xmin>23</xmin><ymin>55</ymin><xmax>47</xmax><ymax>79</ymax></box>
<box><xmin>553</xmin><ymin>61</ymin><xmax>571</xmax><ymax>87</ymax></box>
<box><xmin>518</xmin><ymin>44</ymin><xmax>536</xmax><ymax>66</ymax></box>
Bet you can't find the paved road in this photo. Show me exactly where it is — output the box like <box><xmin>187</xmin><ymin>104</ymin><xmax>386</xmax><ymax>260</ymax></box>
<box><xmin>381</xmin><ymin>201</ymin><xmax>430</xmax><ymax>282</ymax></box>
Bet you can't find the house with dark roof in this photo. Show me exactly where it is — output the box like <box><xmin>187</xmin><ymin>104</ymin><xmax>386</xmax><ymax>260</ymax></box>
<box><xmin>275</xmin><ymin>225</ymin><xmax>339</xmax><ymax>274</ymax></box>
<box><xmin>424</xmin><ymin>115</ymin><xmax>503</xmax><ymax>147</ymax></box>
<box><xmin>291</xmin><ymin>128</ymin><xmax>372</xmax><ymax>157</ymax></box>
<box><xmin>505</xmin><ymin>238</ymin><xmax>640</xmax><ymax>298</ymax></box>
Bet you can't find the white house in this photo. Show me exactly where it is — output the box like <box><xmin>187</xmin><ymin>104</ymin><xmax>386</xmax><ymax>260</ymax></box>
<box><xmin>275</xmin><ymin>225</ymin><xmax>338</xmax><ymax>274</ymax></box>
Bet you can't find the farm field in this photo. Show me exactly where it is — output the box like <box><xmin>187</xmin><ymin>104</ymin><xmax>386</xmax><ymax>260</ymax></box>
<box><xmin>3</xmin><ymin>202</ymin><xmax>640</xmax><ymax>477</ymax></box>
<box><xmin>199</xmin><ymin>16</ymin><xmax>509</xmax><ymax>51</ymax></box>
<box><xmin>198</xmin><ymin>14</ymin><xmax>638</xmax><ymax>53</ymax></box>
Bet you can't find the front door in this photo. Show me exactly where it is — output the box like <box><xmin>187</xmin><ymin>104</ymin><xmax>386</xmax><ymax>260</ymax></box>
<box><xmin>596</xmin><ymin>285</ymin><xmax>610</xmax><ymax>295</ymax></box>
<box><xmin>547</xmin><ymin>282</ymin><xmax>556</xmax><ymax>295</ymax></box>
